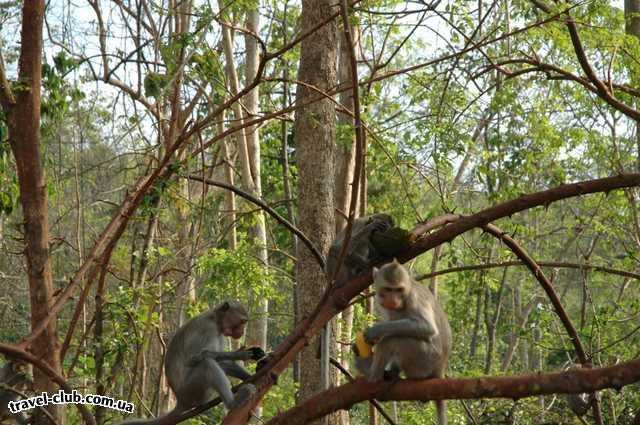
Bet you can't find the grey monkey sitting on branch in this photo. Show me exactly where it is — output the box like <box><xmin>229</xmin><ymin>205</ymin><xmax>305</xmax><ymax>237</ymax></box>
<box><xmin>353</xmin><ymin>259</ymin><xmax>452</xmax><ymax>425</ymax></box>
<box><xmin>121</xmin><ymin>301</ymin><xmax>265</xmax><ymax>424</ymax></box>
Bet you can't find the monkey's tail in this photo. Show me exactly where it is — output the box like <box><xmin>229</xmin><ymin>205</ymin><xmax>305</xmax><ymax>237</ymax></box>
<box><xmin>436</xmin><ymin>399</ymin><xmax>447</xmax><ymax>425</ymax></box>
<box><xmin>118</xmin><ymin>406</ymin><xmax>185</xmax><ymax>425</ymax></box>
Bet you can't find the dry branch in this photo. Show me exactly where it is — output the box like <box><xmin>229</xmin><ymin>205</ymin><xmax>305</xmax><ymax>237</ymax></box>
<box><xmin>265</xmin><ymin>358</ymin><xmax>640</xmax><ymax>425</ymax></box>
<box><xmin>222</xmin><ymin>174</ymin><xmax>640</xmax><ymax>424</ymax></box>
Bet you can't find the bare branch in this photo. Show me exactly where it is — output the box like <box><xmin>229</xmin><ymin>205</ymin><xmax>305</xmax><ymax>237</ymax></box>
<box><xmin>265</xmin><ymin>358</ymin><xmax>640</xmax><ymax>425</ymax></box>
<box><xmin>184</xmin><ymin>175</ymin><xmax>325</xmax><ymax>268</ymax></box>
<box><xmin>0</xmin><ymin>344</ymin><xmax>97</xmax><ymax>425</ymax></box>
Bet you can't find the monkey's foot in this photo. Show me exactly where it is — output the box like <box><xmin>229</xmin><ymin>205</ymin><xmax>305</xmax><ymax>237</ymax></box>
<box><xmin>383</xmin><ymin>367</ymin><xmax>401</xmax><ymax>381</ymax></box>
<box><xmin>230</xmin><ymin>384</ymin><xmax>257</xmax><ymax>409</ymax></box>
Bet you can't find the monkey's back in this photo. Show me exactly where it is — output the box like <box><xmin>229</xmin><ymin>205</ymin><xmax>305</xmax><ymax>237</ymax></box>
<box><xmin>165</xmin><ymin>310</ymin><xmax>223</xmax><ymax>394</ymax></box>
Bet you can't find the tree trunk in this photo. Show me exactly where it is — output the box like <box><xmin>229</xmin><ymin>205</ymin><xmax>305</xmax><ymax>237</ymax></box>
<box><xmin>293</xmin><ymin>0</ymin><xmax>338</xmax><ymax>423</ymax></box>
<box><xmin>1</xmin><ymin>1</ymin><xmax>62</xmax><ymax>422</ymax></box>
<box><xmin>333</xmin><ymin>28</ymin><xmax>361</xmax><ymax>425</ymax></box>
<box><xmin>244</xmin><ymin>8</ymin><xmax>270</xmax><ymax>350</ymax></box>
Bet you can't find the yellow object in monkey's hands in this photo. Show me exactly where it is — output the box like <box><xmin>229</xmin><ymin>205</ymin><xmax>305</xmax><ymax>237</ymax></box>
<box><xmin>354</xmin><ymin>332</ymin><xmax>373</xmax><ymax>359</ymax></box>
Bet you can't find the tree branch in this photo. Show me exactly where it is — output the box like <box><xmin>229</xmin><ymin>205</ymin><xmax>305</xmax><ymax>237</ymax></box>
<box><xmin>184</xmin><ymin>175</ymin><xmax>325</xmax><ymax>268</ymax></box>
<box><xmin>0</xmin><ymin>344</ymin><xmax>97</xmax><ymax>425</ymax></box>
<box><xmin>415</xmin><ymin>260</ymin><xmax>640</xmax><ymax>282</ymax></box>
<box><xmin>265</xmin><ymin>358</ymin><xmax>640</xmax><ymax>425</ymax></box>
<box><xmin>222</xmin><ymin>174</ymin><xmax>640</xmax><ymax>423</ymax></box>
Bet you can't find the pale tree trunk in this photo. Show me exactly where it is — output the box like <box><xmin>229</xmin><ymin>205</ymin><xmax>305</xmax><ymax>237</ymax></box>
<box><xmin>0</xmin><ymin>1</ymin><xmax>63</xmax><ymax>423</ymax></box>
<box><xmin>483</xmin><ymin>267</ymin><xmax>507</xmax><ymax>374</ymax></box>
<box><xmin>501</xmin><ymin>295</ymin><xmax>543</xmax><ymax>371</ymax></box>
<box><xmin>626</xmin><ymin>0</ymin><xmax>640</xmax><ymax>171</ymax></box>
<box><xmin>334</xmin><ymin>28</ymin><xmax>360</xmax><ymax>425</ymax></box>
<box><xmin>220</xmin><ymin>118</ymin><xmax>242</xmax><ymax>352</ymax></box>
<box><xmin>220</xmin><ymin>116</ymin><xmax>238</xmax><ymax>251</ymax></box>
<box><xmin>244</xmin><ymin>8</ymin><xmax>269</xmax><ymax>350</ymax></box>
<box><xmin>294</xmin><ymin>0</ymin><xmax>338</xmax><ymax>423</ymax></box>
<box><xmin>219</xmin><ymin>0</ymin><xmax>269</xmax><ymax>350</ymax></box>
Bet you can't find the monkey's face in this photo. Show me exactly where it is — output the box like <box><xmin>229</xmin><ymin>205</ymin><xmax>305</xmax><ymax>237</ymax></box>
<box><xmin>377</xmin><ymin>286</ymin><xmax>405</xmax><ymax>311</ymax></box>
<box><xmin>222</xmin><ymin>315</ymin><xmax>248</xmax><ymax>339</ymax></box>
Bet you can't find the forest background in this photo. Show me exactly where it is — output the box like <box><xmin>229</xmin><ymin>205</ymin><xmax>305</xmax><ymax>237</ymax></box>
<box><xmin>0</xmin><ymin>0</ymin><xmax>640</xmax><ymax>423</ymax></box>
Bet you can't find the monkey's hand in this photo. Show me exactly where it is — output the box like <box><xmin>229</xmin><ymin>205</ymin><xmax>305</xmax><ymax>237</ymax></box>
<box><xmin>255</xmin><ymin>355</ymin><xmax>279</xmax><ymax>385</ymax></box>
<box><xmin>246</xmin><ymin>347</ymin><xmax>266</xmax><ymax>361</ymax></box>
<box><xmin>363</xmin><ymin>326</ymin><xmax>382</xmax><ymax>345</ymax></box>
<box><xmin>365</xmin><ymin>319</ymin><xmax>436</xmax><ymax>343</ymax></box>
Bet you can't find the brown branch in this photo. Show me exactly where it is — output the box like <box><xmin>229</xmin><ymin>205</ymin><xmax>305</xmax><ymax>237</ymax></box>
<box><xmin>221</xmin><ymin>174</ymin><xmax>640</xmax><ymax>424</ymax></box>
<box><xmin>329</xmin><ymin>358</ymin><xmax>396</xmax><ymax>425</ymax></box>
<box><xmin>404</xmin><ymin>175</ymin><xmax>640</xmax><ymax>260</ymax></box>
<box><xmin>528</xmin><ymin>0</ymin><xmax>640</xmax><ymax>121</ymax></box>
<box><xmin>264</xmin><ymin>358</ymin><xmax>640</xmax><ymax>425</ymax></box>
<box><xmin>480</xmin><ymin>226</ymin><xmax>586</xmax><ymax>358</ymax></box>
<box><xmin>483</xmin><ymin>223</ymin><xmax>603</xmax><ymax>422</ymax></box>
<box><xmin>415</xmin><ymin>260</ymin><xmax>640</xmax><ymax>282</ymax></box>
<box><xmin>0</xmin><ymin>344</ymin><xmax>97</xmax><ymax>425</ymax></box>
<box><xmin>184</xmin><ymin>175</ymin><xmax>325</xmax><ymax>268</ymax></box>
<box><xmin>330</xmin><ymin>0</ymin><xmax>366</xmax><ymax>284</ymax></box>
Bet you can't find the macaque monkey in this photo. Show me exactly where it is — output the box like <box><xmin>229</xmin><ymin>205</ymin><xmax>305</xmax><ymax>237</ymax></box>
<box><xmin>354</xmin><ymin>259</ymin><xmax>452</xmax><ymax>425</ymax></box>
<box><xmin>0</xmin><ymin>360</ymin><xmax>32</xmax><ymax>425</ymax></box>
<box><xmin>122</xmin><ymin>301</ymin><xmax>265</xmax><ymax>424</ymax></box>
<box><xmin>326</xmin><ymin>213</ymin><xmax>395</xmax><ymax>286</ymax></box>
<box><xmin>563</xmin><ymin>364</ymin><xmax>590</xmax><ymax>417</ymax></box>
<box><xmin>566</xmin><ymin>393</ymin><xmax>589</xmax><ymax>416</ymax></box>
<box><xmin>322</xmin><ymin>214</ymin><xmax>396</xmax><ymax>391</ymax></box>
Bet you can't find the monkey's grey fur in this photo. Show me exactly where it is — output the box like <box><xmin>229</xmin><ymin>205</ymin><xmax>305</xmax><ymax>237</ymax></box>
<box><xmin>566</xmin><ymin>392</ymin><xmax>590</xmax><ymax>416</ymax></box>
<box><xmin>322</xmin><ymin>214</ymin><xmax>394</xmax><ymax>393</ymax></box>
<box><xmin>0</xmin><ymin>360</ymin><xmax>31</xmax><ymax>425</ymax></box>
<box><xmin>326</xmin><ymin>213</ymin><xmax>394</xmax><ymax>286</ymax></box>
<box><xmin>121</xmin><ymin>301</ymin><xmax>263</xmax><ymax>424</ymax></box>
<box><xmin>355</xmin><ymin>260</ymin><xmax>452</xmax><ymax>425</ymax></box>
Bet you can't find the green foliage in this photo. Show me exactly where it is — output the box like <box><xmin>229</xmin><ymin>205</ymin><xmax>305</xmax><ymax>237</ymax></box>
<box><xmin>41</xmin><ymin>51</ymin><xmax>84</xmax><ymax>123</ymax></box>
<box><xmin>143</xmin><ymin>72</ymin><xmax>169</xmax><ymax>98</ymax></box>
<box><xmin>197</xmin><ymin>243</ymin><xmax>277</xmax><ymax>307</ymax></box>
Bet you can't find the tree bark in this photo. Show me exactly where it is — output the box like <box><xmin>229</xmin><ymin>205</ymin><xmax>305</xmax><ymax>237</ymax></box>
<box><xmin>1</xmin><ymin>1</ymin><xmax>62</xmax><ymax>422</ymax></box>
<box><xmin>293</xmin><ymin>0</ymin><xmax>338</xmax><ymax>422</ymax></box>
<box><xmin>333</xmin><ymin>28</ymin><xmax>359</xmax><ymax>425</ymax></box>
<box><xmin>244</xmin><ymin>8</ymin><xmax>270</xmax><ymax>350</ymax></box>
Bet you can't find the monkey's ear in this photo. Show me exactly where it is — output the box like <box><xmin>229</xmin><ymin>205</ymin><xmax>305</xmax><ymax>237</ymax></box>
<box><xmin>221</xmin><ymin>302</ymin><xmax>230</xmax><ymax>311</ymax></box>
<box><xmin>392</xmin><ymin>258</ymin><xmax>400</xmax><ymax>265</ymax></box>
<box><xmin>372</xmin><ymin>266</ymin><xmax>379</xmax><ymax>278</ymax></box>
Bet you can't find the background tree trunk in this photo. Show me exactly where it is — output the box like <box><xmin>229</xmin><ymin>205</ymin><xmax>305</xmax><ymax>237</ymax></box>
<box><xmin>0</xmin><ymin>1</ymin><xmax>62</xmax><ymax>423</ymax></box>
<box><xmin>244</xmin><ymin>8</ymin><xmax>269</xmax><ymax>350</ymax></box>
<box><xmin>293</xmin><ymin>0</ymin><xmax>338</xmax><ymax>422</ymax></box>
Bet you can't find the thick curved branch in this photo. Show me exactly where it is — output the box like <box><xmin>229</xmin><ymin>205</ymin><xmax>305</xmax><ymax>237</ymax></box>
<box><xmin>482</xmin><ymin>223</ymin><xmax>603</xmax><ymax>421</ymax></box>
<box><xmin>264</xmin><ymin>358</ymin><xmax>640</xmax><ymax>425</ymax></box>
<box><xmin>0</xmin><ymin>344</ymin><xmax>97</xmax><ymax>425</ymax></box>
<box><xmin>404</xmin><ymin>174</ymin><xmax>640</xmax><ymax>260</ymax></box>
<box><xmin>185</xmin><ymin>175</ymin><xmax>325</xmax><ymax>268</ymax></box>
<box><xmin>222</xmin><ymin>174</ymin><xmax>640</xmax><ymax>424</ymax></box>
<box><xmin>480</xmin><ymin>225</ymin><xmax>585</xmax><ymax>356</ymax></box>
